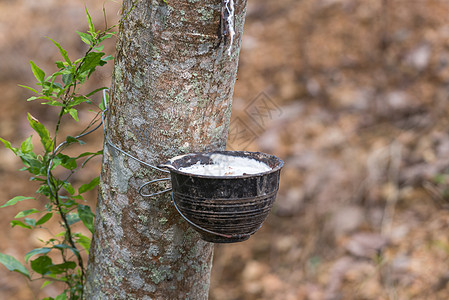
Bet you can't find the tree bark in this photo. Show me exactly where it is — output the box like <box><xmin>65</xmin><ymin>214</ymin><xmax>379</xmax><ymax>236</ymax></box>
<box><xmin>84</xmin><ymin>0</ymin><xmax>247</xmax><ymax>299</ymax></box>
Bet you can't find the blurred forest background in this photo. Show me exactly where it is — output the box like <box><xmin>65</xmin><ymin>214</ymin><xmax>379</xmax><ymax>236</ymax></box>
<box><xmin>1</xmin><ymin>0</ymin><xmax>449</xmax><ymax>299</ymax></box>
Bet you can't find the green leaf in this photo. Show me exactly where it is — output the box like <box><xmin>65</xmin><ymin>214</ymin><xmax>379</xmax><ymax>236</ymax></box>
<box><xmin>98</xmin><ymin>33</ymin><xmax>115</xmax><ymax>44</ymax></box>
<box><xmin>76</xmin><ymin>31</ymin><xmax>93</xmax><ymax>46</ymax></box>
<box><xmin>65</xmin><ymin>136</ymin><xmax>85</xmax><ymax>145</ymax></box>
<box><xmin>30</xmin><ymin>177</ymin><xmax>46</xmax><ymax>182</ymax></box>
<box><xmin>63</xmin><ymin>157</ymin><xmax>77</xmax><ymax>170</ymax></box>
<box><xmin>30</xmin><ymin>255</ymin><xmax>52</xmax><ymax>275</ymax></box>
<box><xmin>30</xmin><ymin>61</ymin><xmax>45</xmax><ymax>83</ymax></box>
<box><xmin>66</xmin><ymin>212</ymin><xmax>80</xmax><ymax>226</ymax></box>
<box><xmin>27</xmin><ymin>95</ymin><xmax>53</xmax><ymax>102</ymax></box>
<box><xmin>27</xmin><ymin>114</ymin><xmax>53</xmax><ymax>152</ymax></box>
<box><xmin>63</xmin><ymin>182</ymin><xmax>75</xmax><ymax>195</ymax></box>
<box><xmin>85</xmin><ymin>4</ymin><xmax>95</xmax><ymax>35</ymax></box>
<box><xmin>79</xmin><ymin>52</ymin><xmax>104</xmax><ymax>74</ymax></box>
<box><xmin>0</xmin><ymin>253</ymin><xmax>30</xmax><ymax>278</ymax></box>
<box><xmin>55</xmin><ymin>293</ymin><xmax>67</xmax><ymax>300</ymax></box>
<box><xmin>62</xmin><ymin>73</ymin><xmax>73</xmax><ymax>86</ymax></box>
<box><xmin>74</xmin><ymin>233</ymin><xmax>91</xmax><ymax>254</ymax></box>
<box><xmin>18</xmin><ymin>152</ymin><xmax>45</xmax><ymax>176</ymax></box>
<box><xmin>25</xmin><ymin>247</ymin><xmax>52</xmax><ymax>263</ymax></box>
<box><xmin>18</xmin><ymin>84</ymin><xmax>39</xmax><ymax>94</ymax></box>
<box><xmin>93</xmin><ymin>44</ymin><xmax>105</xmax><ymax>51</ymax></box>
<box><xmin>10</xmin><ymin>220</ymin><xmax>32</xmax><ymax>229</ymax></box>
<box><xmin>36</xmin><ymin>213</ymin><xmax>53</xmax><ymax>226</ymax></box>
<box><xmin>0</xmin><ymin>137</ymin><xmax>18</xmax><ymax>155</ymax></box>
<box><xmin>24</xmin><ymin>218</ymin><xmax>36</xmax><ymax>227</ymax></box>
<box><xmin>99</xmin><ymin>100</ymin><xmax>106</xmax><ymax>111</ymax></box>
<box><xmin>41</xmin><ymin>99</ymin><xmax>63</xmax><ymax>106</ymax></box>
<box><xmin>41</xmin><ymin>78</ymin><xmax>62</xmax><ymax>98</ymax></box>
<box><xmin>49</xmin><ymin>261</ymin><xmax>76</xmax><ymax>274</ymax></box>
<box><xmin>102</xmin><ymin>55</ymin><xmax>114</xmax><ymax>62</ymax></box>
<box><xmin>78</xmin><ymin>205</ymin><xmax>95</xmax><ymax>234</ymax></box>
<box><xmin>75</xmin><ymin>150</ymin><xmax>103</xmax><ymax>160</ymax></box>
<box><xmin>46</xmin><ymin>37</ymin><xmax>71</xmax><ymax>65</ymax></box>
<box><xmin>55</xmin><ymin>61</ymin><xmax>65</xmax><ymax>69</ymax></box>
<box><xmin>53</xmin><ymin>244</ymin><xmax>81</xmax><ymax>261</ymax></box>
<box><xmin>37</xmin><ymin>185</ymin><xmax>51</xmax><ymax>197</ymax></box>
<box><xmin>86</xmin><ymin>87</ymin><xmax>108</xmax><ymax>98</ymax></box>
<box><xmin>53</xmin><ymin>153</ymin><xmax>77</xmax><ymax>170</ymax></box>
<box><xmin>68</xmin><ymin>108</ymin><xmax>79</xmax><ymax>122</ymax></box>
<box><xmin>20</xmin><ymin>136</ymin><xmax>33</xmax><ymax>154</ymax></box>
<box><xmin>41</xmin><ymin>280</ymin><xmax>53</xmax><ymax>289</ymax></box>
<box><xmin>1</xmin><ymin>196</ymin><xmax>34</xmax><ymax>208</ymax></box>
<box><xmin>65</xmin><ymin>136</ymin><xmax>78</xmax><ymax>144</ymax></box>
<box><xmin>72</xmin><ymin>195</ymin><xmax>84</xmax><ymax>201</ymax></box>
<box><xmin>59</xmin><ymin>197</ymin><xmax>77</xmax><ymax>208</ymax></box>
<box><xmin>15</xmin><ymin>209</ymin><xmax>40</xmax><ymax>218</ymax></box>
<box><xmin>79</xmin><ymin>176</ymin><xmax>100</xmax><ymax>194</ymax></box>
<box><xmin>69</xmin><ymin>95</ymin><xmax>90</xmax><ymax>108</ymax></box>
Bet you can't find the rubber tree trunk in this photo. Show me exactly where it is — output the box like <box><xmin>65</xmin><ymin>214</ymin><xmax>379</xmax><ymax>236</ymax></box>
<box><xmin>84</xmin><ymin>0</ymin><xmax>248</xmax><ymax>299</ymax></box>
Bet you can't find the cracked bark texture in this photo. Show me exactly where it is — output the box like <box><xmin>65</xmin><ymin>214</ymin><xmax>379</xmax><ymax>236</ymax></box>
<box><xmin>84</xmin><ymin>0</ymin><xmax>248</xmax><ymax>299</ymax></box>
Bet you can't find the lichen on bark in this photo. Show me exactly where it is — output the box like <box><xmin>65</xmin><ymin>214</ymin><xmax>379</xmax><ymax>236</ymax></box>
<box><xmin>84</xmin><ymin>0</ymin><xmax>248</xmax><ymax>299</ymax></box>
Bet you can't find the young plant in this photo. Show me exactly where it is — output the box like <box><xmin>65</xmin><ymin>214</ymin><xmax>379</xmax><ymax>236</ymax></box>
<box><xmin>0</xmin><ymin>6</ymin><xmax>116</xmax><ymax>300</ymax></box>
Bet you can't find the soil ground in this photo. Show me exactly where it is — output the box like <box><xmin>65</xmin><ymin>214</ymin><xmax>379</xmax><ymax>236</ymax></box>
<box><xmin>2</xmin><ymin>0</ymin><xmax>449</xmax><ymax>299</ymax></box>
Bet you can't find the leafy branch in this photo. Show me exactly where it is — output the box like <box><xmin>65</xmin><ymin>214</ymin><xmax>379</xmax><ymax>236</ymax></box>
<box><xmin>0</xmin><ymin>5</ymin><xmax>119</xmax><ymax>300</ymax></box>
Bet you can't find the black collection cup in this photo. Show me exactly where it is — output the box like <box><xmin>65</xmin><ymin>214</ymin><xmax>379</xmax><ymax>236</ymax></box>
<box><xmin>158</xmin><ymin>151</ymin><xmax>284</xmax><ymax>243</ymax></box>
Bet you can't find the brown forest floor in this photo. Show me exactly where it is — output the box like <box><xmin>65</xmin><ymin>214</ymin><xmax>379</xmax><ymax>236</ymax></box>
<box><xmin>1</xmin><ymin>0</ymin><xmax>449</xmax><ymax>299</ymax></box>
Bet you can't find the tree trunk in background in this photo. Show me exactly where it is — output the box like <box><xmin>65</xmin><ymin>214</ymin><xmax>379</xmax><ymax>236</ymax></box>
<box><xmin>84</xmin><ymin>0</ymin><xmax>248</xmax><ymax>299</ymax></box>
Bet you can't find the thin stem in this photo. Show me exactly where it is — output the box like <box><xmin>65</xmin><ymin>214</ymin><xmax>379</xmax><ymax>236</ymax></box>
<box><xmin>53</xmin><ymin>109</ymin><xmax>65</xmax><ymax>151</ymax></box>
<box><xmin>103</xmin><ymin>5</ymin><xmax>108</xmax><ymax>31</ymax></box>
<box><xmin>52</xmin><ymin>190</ymin><xmax>85</xmax><ymax>292</ymax></box>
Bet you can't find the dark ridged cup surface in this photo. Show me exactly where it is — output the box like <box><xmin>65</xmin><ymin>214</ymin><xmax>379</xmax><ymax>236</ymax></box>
<box><xmin>159</xmin><ymin>151</ymin><xmax>284</xmax><ymax>243</ymax></box>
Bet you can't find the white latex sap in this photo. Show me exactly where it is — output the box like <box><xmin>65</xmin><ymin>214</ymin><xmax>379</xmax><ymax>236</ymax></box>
<box><xmin>179</xmin><ymin>154</ymin><xmax>271</xmax><ymax>176</ymax></box>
